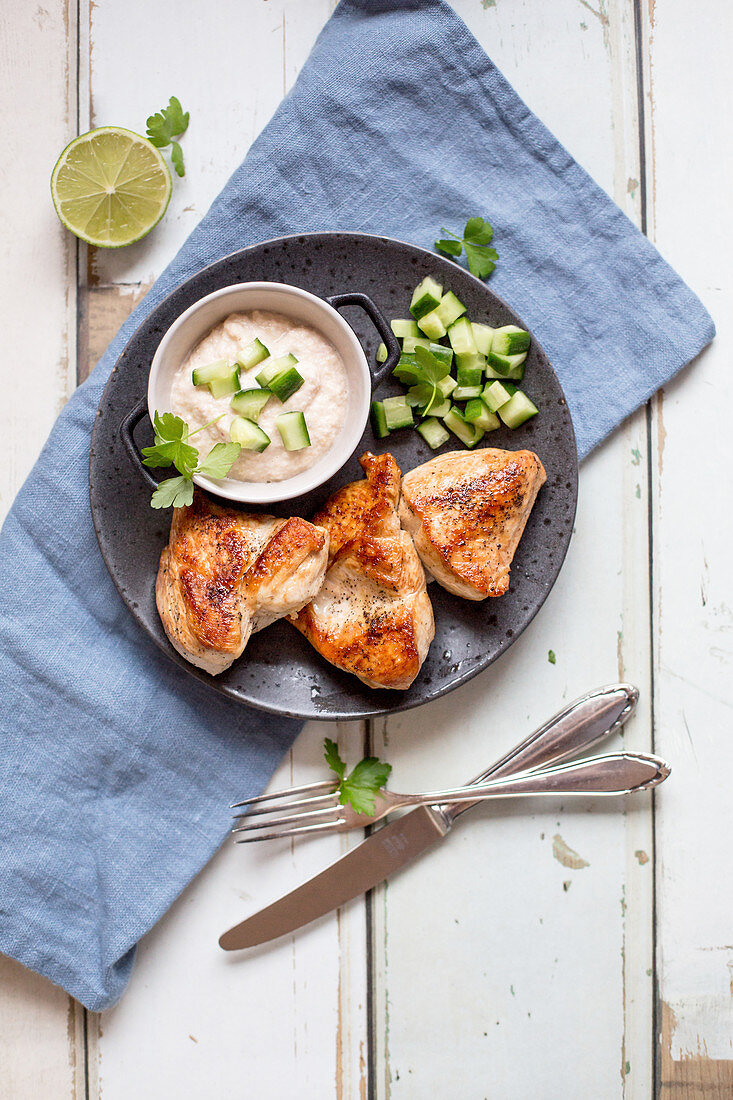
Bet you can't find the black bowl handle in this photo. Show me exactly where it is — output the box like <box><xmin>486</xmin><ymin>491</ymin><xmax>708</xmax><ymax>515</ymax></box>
<box><xmin>326</xmin><ymin>292</ymin><xmax>400</xmax><ymax>390</ymax></box>
<box><xmin>120</xmin><ymin>398</ymin><xmax>159</xmax><ymax>490</ymax></box>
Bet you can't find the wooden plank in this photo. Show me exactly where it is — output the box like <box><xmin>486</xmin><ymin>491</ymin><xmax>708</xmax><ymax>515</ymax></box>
<box><xmin>0</xmin><ymin>0</ymin><xmax>77</xmax><ymax>521</ymax></box>
<box><xmin>370</xmin><ymin>2</ymin><xmax>655</xmax><ymax>1095</ymax></box>
<box><xmin>87</xmin><ymin>724</ymin><xmax>369</xmax><ymax>1099</ymax></box>
<box><xmin>0</xmin><ymin>1</ymin><xmax>85</xmax><ymax>1096</ymax></box>
<box><xmin>640</xmin><ymin>0</ymin><xmax>733</xmax><ymax>1093</ymax></box>
<box><xmin>82</xmin><ymin>0</ymin><xmax>334</xmax><ymax>290</ymax></box>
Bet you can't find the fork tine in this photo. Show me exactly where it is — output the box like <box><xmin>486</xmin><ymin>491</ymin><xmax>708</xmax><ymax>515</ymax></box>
<box><xmin>231</xmin><ymin>804</ymin><xmax>345</xmax><ymax>834</ymax></box>
<box><xmin>234</xmin><ymin>820</ymin><xmax>345</xmax><ymax>843</ymax></box>
<box><xmin>230</xmin><ymin>779</ymin><xmax>336</xmax><ymax>809</ymax></box>
<box><xmin>232</xmin><ymin>790</ymin><xmax>341</xmax><ymax>820</ymax></box>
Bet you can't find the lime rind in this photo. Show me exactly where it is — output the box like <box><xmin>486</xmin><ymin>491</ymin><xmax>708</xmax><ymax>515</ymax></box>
<box><xmin>50</xmin><ymin>126</ymin><xmax>172</xmax><ymax>248</ymax></box>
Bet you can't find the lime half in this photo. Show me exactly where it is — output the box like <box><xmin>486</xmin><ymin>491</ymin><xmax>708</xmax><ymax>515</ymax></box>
<box><xmin>51</xmin><ymin>126</ymin><xmax>172</xmax><ymax>248</ymax></box>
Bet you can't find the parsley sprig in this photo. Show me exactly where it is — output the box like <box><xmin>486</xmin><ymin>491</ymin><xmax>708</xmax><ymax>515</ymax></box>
<box><xmin>435</xmin><ymin>216</ymin><xmax>499</xmax><ymax>279</ymax></box>
<box><xmin>142</xmin><ymin>412</ymin><xmax>240</xmax><ymax>509</ymax></box>
<box><xmin>394</xmin><ymin>345</ymin><xmax>450</xmax><ymax>417</ymax></box>
<box><xmin>324</xmin><ymin>738</ymin><xmax>392</xmax><ymax>816</ymax></box>
<box><xmin>146</xmin><ymin>96</ymin><xmax>190</xmax><ymax>177</ymax></box>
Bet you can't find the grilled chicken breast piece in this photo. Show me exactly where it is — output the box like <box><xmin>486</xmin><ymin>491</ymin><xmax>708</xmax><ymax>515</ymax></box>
<box><xmin>156</xmin><ymin>491</ymin><xmax>328</xmax><ymax>675</ymax></box>
<box><xmin>291</xmin><ymin>453</ymin><xmax>434</xmax><ymax>690</ymax></box>
<box><xmin>399</xmin><ymin>449</ymin><xmax>546</xmax><ymax>600</ymax></box>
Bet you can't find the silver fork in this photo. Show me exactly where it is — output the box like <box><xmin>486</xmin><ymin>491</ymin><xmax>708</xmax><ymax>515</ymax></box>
<box><xmin>231</xmin><ymin>683</ymin><xmax>646</xmax><ymax>841</ymax></box>
<box><xmin>231</xmin><ymin>751</ymin><xmax>669</xmax><ymax>842</ymax></box>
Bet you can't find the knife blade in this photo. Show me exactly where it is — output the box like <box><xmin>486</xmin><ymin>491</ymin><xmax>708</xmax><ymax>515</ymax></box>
<box><xmin>219</xmin><ymin>683</ymin><xmax>637</xmax><ymax>950</ymax></box>
<box><xmin>219</xmin><ymin>805</ymin><xmax>447</xmax><ymax>949</ymax></box>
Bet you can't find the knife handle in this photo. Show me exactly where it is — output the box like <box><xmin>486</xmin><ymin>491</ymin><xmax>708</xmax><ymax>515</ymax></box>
<box><xmin>442</xmin><ymin>683</ymin><xmax>638</xmax><ymax>824</ymax></box>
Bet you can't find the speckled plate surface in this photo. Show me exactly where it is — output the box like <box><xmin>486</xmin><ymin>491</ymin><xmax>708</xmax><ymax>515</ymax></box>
<box><xmin>90</xmin><ymin>232</ymin><xmax>577</xmax><ymax>721</ymax></box>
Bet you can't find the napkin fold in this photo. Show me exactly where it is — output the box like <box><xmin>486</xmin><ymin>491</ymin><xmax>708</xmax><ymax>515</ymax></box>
<box><xmin>0</xmin><ymin>0</ymin><xmax>713</xmax><ymax>1011</ymax></box>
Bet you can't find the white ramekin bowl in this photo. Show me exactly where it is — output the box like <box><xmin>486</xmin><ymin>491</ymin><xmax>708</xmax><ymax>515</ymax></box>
<box><xmin>145</xmin><ymin>281</ymin><xmax>398</xmax><ymax>505</ymax></box>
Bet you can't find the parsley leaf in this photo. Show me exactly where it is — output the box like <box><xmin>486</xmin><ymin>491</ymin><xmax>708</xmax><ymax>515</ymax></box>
<box><xmin>146</xmin><ymin>96</ymin><xmax>190</xmax><ymax>176</ymax></box>
<box><xmin>323</xmin><ymin>738</ymin><xmax>392</xmax><ymax>815</ymax></box>
<box><xmin>154</xmin><ymin>411</ymin><xmax>186</xmax><ymax>440</ymax></box>
<box><xmin>435</xmin><ymin>217</ymin><xmax>499</xmax><ymax>280</ymax></box>
<box><xmin>324</xmin><ymin>738</ymin><xmax>346</xmax><ymax>780</ymax></box>
<box><xmin>150</xmin><ymin>476</ymin><xmax>195</xmax><ymax>510</ymax></box>
<box><xmin>142</xmin><ymin>438</ymin><xmax>198</xmax><ymax>475</ymax></box>
<box><xmin>196</xmin><ymin>441</ymin><xmax>241</xmax><ymax>479</ymax></box>
<box><xmin>142</xmin><ymin>410</ymin><xmax>240</xmax><ymax>509</ymax></box>
<box><xmin>435</xmin><ymin>237</ymin><xmax>462</xmax><ymax>257</ymax></box>
<box><xmin>170</xmin><ymin>141</ymin><xmax>185</xmax><ymax>178</ymax></box>
<box><xmin>410</xmin><ymin>345</ymin><xmax>450</xmax><ymax>414</ymax></box>
<box><xmin>142</xmin><ymin>411</ymin><xmax>199</xmax><ymax>475</ymax></box>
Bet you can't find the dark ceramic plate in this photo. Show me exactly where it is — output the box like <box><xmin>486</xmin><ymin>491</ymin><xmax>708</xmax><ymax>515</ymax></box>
<box><xmin>90</xmin><ymin>233</ymin><xmax>577</xmax><ymax>721</ymax></box>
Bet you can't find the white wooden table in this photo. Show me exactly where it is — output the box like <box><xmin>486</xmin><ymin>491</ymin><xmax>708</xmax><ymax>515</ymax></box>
<box><xmin>1</xmin><ymin>1</ymin><xmax>731</xmax><ymax>1096</ymax></box>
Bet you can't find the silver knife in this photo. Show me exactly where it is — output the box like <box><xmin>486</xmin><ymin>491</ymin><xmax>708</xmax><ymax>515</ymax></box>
<box><xmin>219</xmin><ymin>683</ymin><xmax>638</xmax><ymax>950</ymax></box>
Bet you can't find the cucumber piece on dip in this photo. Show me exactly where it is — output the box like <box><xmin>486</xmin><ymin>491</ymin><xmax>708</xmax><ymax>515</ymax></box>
<box><xmin>230</xmin><ymin>416</ymin><xmax>270</xmax><ymax>452</ymax></box>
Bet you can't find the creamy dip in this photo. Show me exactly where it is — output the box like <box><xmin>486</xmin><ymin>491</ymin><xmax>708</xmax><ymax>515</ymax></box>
<box><xmin>170</xmin><ymin>310</ymin><xmax>348</xmax><ymax>482</ymax></box>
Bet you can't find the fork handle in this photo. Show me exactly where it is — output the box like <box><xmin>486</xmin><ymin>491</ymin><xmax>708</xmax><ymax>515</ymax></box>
<box><xmin>443</xmin><ymin>683</ymin><xmax>638</xmax><ymax>824</ymax></box>
<box><xmin>416</xmin><ymin>752</ymin><xmax>669</xmax><ymax>806</ymax></box>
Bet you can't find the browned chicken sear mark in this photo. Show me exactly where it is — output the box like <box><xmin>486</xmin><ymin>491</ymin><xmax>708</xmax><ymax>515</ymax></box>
<box><xmin>399</xmin><ymin>449</ymin><xmax>546</xmax><ymax>600</ymax></box>
<box><xmin>291</xmin><ymin>453</ymin><xmax>435</xmax><ymax>691</ymax></box>
<box><xmin>156</xmin><ymin>491</ymin><xmax>329</xmax><ymax>675</ymax></box>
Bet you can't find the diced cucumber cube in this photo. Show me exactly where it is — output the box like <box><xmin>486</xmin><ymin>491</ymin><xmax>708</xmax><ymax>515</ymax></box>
<box><xmin>268</xmin><ymin>366</ymin><xmax>304</xmax><ymax>403</ymax></box>
<box><xmin>230</xmin><ymin>416</ymin><xmax>270</xmax><ymax>452</ymax></box>
<box><xmin>498</xmin><ymin>391</ymin><xmax>539</xmax><ymax>429</ymax></box>
<box><xmin>485</xmin><ymin>358</ymin><xmax>526</xmax><ymax>381</ymax></box>
<box><xmin>471</xmin><ymin>323</ymin><xmax>494</xmax><ymax>356</ymax></box>
<box><xmin>383</xmin><ymin>395</ymin><xmax>414</xmax><ymax>430</ymax></box>
<box><xmin>276</xmin><ymin>410</ymin><xmax>311</xmax><ymax>450</ymax></box>
<box><xmin>191</xmin><ymin>359</ymin><xmax>229</xmax><ymax>385</ymax></box>
<box><xmin>482</xmin><ymin>380</ymin><xmax>513</xmax><ymax>412</ymax></box>
<box><xmin>456</xmin><ymin>364</ymin><xmax>483</xmax><ymax>387</ymax></box>
<box><xmin>452</xmin><ymin>384</ymin><xmax>483</xmax><ymax>400</ymax></box>
<box><xmin>455</xmin><ymin>351</ymin><xmax>486</xmax><ymax>373</ymax></box>
<box><xmin>491</xmin><ymin>325</ymin><xmax>530</xmax><ymax>356</ymax></box>
<box><xmin>230</xmin><ymin>388</ymin><xmax>272</xmax><ymax>421</ymax></box>
<box><xmin>402</xmin><ymin>336</ymin><xmax>431</xmax><ymax>353</ymax></box>
<box><xmin>437</xmin><ymin>375</ymin><xmax>457</xmax><ymax>398</ymax></box>
<box><xmin>236</xmin><ymin>338</ymin><xmax>270</xmax><ymax>371</ymax></box>
<box><xmin>488</xmin><ymin>349</ymin><xmax>527</xmax><ymax>376</ymax></box>
<box><xmin>417</xmin><ymin>417</ymin><xmax>450</xmax><ymax>450</ymax></box>
<box><xmin>402</xmin><ymin>341</ymin><xmax>453</xmax><ymax>362</ymax></box>
<box><xmin>376</xmin><ymin>343</ymin><xmax>388</xmax><ymax>363</ymax></box>
<box><xmin>192</xmin><ymin>360</ymin><xmax>240</xmax><ymax>398</ymax></box>
<box><xmin>393</xmin><ymin>353</ymin><xmax>420</xmax><ymax>384</ymax></box>
<box><xmin>447</xmin><ymin>316</ymin><xmax>477</xmax><ymax>356</ymax></box>
<box><xmin>391</xmin><ymin>318</ymin><xmax>422</xmax><ymax>339</ymax></box>
<box><xmin>464</xmin><ymin>398</ymin><xmax>501</xmax><ymax>431</ymax></box>
<box><xmin>371</xmin><ymin>400</ymin><xmax>389</xmax><ymax>439</ymax></box>
<box><xmin>443</xmin><ymin>408</ymin><xmax>485</xmax><ymax>449</ymax></box>
<box><xmin>210</xmin><ymin>370</ymin><xmax>242</xmax><ymax>399</ymax></box>
<box><xmin>435</xmin><ymin>291</ymin><xmax>466</xmax><ymax>328</ymax></box>
<box><xmin>409</xmin><ymin>277</ymin><xmax>443</xmax><ymax>320</ymax></box>
<box><xmin>256</xmin><ymin>353</ymin><xmax>299</xmax><ymax>389</ymax></box>
<box><xmin>428</xmin><ymin>342</ymin><xmax>454</xmax><ymax>367</ymax></box>
<box><xmin>416</xmin><ymin>310</ymin><xmax>447</xmax><ymax>340</ymax></box>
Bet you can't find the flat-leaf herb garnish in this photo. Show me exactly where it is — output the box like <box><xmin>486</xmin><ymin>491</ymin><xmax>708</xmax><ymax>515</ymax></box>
<box><xmin>393</xmin><ymin>344</ymin><xmax>450</xmax><ymax>417</ymax></box>
<box><xmin>142</xmin><ymin>411</ymin><xmax>240</xmax><ymax>509</ymax></box>
<box><xmin>324</xmin><ymin>738</ymin><xmax>392</xmax><ymax>816</ymax></box>
<box><xmin>435</xmin><ymin>216</ymin><xmax>499</xmax><ymax>279</ymax></box>
<box><xmin>146</xmin><ymin>96</ymin><xmax>190</xmax><ymax>177</ymax></box>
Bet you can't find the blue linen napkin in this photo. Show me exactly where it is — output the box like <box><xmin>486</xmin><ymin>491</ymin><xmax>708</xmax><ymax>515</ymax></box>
<box><xmin>0</xmin><ymin>0</ymin><xmax>713</xmax><ymax>1011</ymax></box>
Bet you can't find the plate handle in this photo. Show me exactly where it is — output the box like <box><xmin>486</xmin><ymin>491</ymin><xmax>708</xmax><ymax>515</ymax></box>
<box><xmin>120</xmin><ymin>398</ymin><xmax>159</xmax><ymax>490</ymax></box>
<box><xmin>326</xmin><ymin>292</ymin><xmax>400</xmax><ymax>389</ymax></box>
